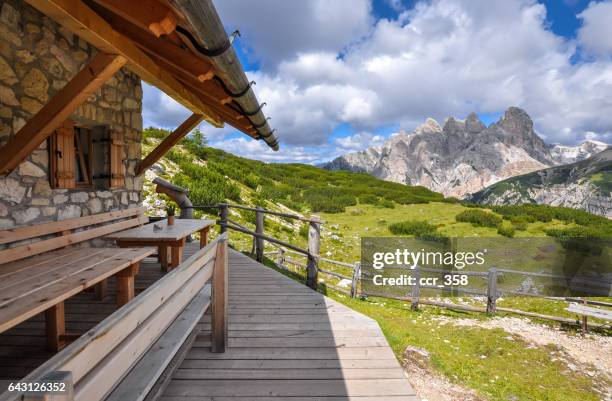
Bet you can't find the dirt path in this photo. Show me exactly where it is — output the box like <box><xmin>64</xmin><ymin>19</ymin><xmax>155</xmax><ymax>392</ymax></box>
<box><xmin>403</xmin><ymin>345</ymin><xmax>486</xmax><ymax>401</ymax></box>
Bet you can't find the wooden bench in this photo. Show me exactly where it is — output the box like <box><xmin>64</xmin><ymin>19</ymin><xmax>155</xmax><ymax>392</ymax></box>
<box><xmin>566</xmin><ymin>301</ymin><xmax>612</xmax><ymax>333</ymax></box>
<box><xmin>0</xmin><ymin>208</ymin><xmax>152</xmax><ymax>351</ymax></box>
<box><xmin>0</xmin><ymin>233</ymin><xmax>228</xmax><ymax>401</ymax></box>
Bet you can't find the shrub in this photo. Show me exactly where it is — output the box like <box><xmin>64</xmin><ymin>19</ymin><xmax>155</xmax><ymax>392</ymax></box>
<box><xmin>456</xmin><ymin>209</ymin><xmax>502</xmax><ymax>228</ymax></box>
<box><xmin>377</xmin><ymin>199</ymin><xmax>395</xmax><ymax>209</ymax></box>
<box><xmin>510</xmin><ymin>215</ymin><xmax>531</xmax><ymax>231</ymax></box>
<box><xmin>497</xmin><ymin>221</ymin><xmax>515</xmax><ymax>237</ymax></box>
<box><xmin>544</xmin><ymin>226</ymin><xmax>608</xmax><ymax>238</ymax></box>
<box><xmin>389</xmin><ymin>220</ymin><xmax>437</xmax><ymax>237</ymax></box>
<box><xmin>359</xmin><ymin>194</ymin><xmax>379</xmax><ymax>205</ymax></box>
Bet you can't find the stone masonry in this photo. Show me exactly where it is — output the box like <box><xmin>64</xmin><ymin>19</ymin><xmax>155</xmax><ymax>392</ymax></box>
<box><xmin>0</xmin><ymin>0</ymin><xmax>144</xmax><ymax>230</ymax></box>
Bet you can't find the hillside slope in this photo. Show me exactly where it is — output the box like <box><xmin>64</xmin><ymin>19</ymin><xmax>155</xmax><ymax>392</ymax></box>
<box><xmin>469</xmin><ymin>149</ymin><xmax>612</xmax><ymax>218</ymax></box>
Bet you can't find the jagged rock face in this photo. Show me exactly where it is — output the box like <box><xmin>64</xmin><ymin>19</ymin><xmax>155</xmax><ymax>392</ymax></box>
<box><xmin>469</xmin><ymin>149</ymin><xmax>612</xmax><ymax>217</ymax></box>
<box><xmin>324</xmin><ymin>107</ymin><xmax>564</xmax><ymax>197</ymax></box>
<box><xmin>549</xmin><ymin>140</ymin><xmax>609</xmax><ymax>165</ymax></box>
<box><xmin>323</xmin><ymin>107</ymin><xmax>609</xmax><ymax>199</ymax></box>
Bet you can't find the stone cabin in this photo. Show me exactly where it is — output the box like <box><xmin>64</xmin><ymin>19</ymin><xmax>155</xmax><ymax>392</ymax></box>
<box><xmin>0</xmin><ymin>0</ymin><xmax>278</xmax><ymax>233</ymax></box>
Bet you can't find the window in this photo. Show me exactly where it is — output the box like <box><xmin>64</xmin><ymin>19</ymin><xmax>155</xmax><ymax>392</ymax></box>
<box><xmin>49</xmin><ymin>120</ymin><xmax>125</xmax><ymax>189</ymax></box>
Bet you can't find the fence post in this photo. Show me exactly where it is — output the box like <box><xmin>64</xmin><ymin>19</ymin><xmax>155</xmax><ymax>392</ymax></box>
<box><xmin>277</xmin><ymin>248</ymin><xmax>286</xmax><ymax>270</ymax></box>
<box><xmin>306</xmin><ymin>217</ymin><xmax>321</xmax><ymax>290</ymax></box>
<box><xmin>350</xmin><ymin>262</ymin><xmax>361</xmax><ymax>298</ymax></box>
<box><xmin>411</xmin><ymin>267</ymin><xmax>421</xmax><ymax>311</ymax></box>
<box><xmin>219</xmin><ymin>204</ymin><xmax>228</xmax><ymax>234</ymax></box>
<box><xmin>211</xmin><ymin>233</ymin><xmax>228</xmax><ymax>353</ymax></box>
<box><xmin>486</xmin><ymin>268</ymin><xmax>498</xmax><ymax>315</ymax></box>
<box><xmin>255</xmin><ymin>206</ymin><xmax>265</xmax><ymax>263</ymax></box>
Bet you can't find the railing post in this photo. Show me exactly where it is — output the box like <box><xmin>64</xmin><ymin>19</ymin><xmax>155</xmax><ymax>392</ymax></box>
<box><xmin>411</xmin><ymin>267</ymin><xmax>420</xmax><ymax>311</ymax></box>
<box><xmin>219</xmin><ymin>204</ymin><xmax>228</xmax><ymax>234</ymax></box>
<box><xmin>306</xmin><ymin>217</ymin><xmax>321</xmax><ymax>290</ymax></box>
<box><xmin>350</xmin><ymin>262</ymin><xmax>361</xmax><ymax>298</ymax></box>
<box><xmin>211</xmin><ymin>233</ymin><xmax>228</xmax><ymax>353</ymax></box>
<box><xmin>277</xmin><ymin>247</ymin><xmax>286</xmax><ymax>270</ymax></box>
<box><xmin>486</xmin><ymin>268</ymin><xmax>498</xmax><ymax>315</ymax></box>
<box><xmin>255</xmin><ymin>207</ymin><xmax>264</xmax><ymax>263</ymax></box>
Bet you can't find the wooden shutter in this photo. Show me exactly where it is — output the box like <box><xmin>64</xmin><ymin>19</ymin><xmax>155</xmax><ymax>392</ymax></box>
<box><xmin>110</xmin><ymin>131</ymin><xmax>125</xmax><ymax>188</ymax></box>
<box><xmin>50</xmin><ymin>120</ymin><xmax>76</xmax><ymax>189</ymax></box>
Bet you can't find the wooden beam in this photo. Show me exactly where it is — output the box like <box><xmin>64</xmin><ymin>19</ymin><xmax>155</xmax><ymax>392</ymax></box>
<box><xmin>106</xmin><ymin>14</ymin><xmax>216</xmax><ymax>83</ymax></box>
<box><xmin>135</xmin><ymin>113</ymin><xmax>203</xmax><ymax>176</ymax></box>
<box><xmin>24</xmin><ymin>0</ymin><xmax>224</xmax><ymax>127</ymax></box>
<box><xmin>91</xmin><ymin>0</ymin><xmax>179</xmax><ymax>37</ymax></box>
<box><xmin>0</xmin><ymin>52</ymin><xmax>125</xmax><ymax>175</ymax></box>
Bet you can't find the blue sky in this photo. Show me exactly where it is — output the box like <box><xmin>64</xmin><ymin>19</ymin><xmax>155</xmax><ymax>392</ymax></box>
<box><xmin>143</xmin><ymin>0</ymin><xmax>612</xmax><ymax>163</ymax></box>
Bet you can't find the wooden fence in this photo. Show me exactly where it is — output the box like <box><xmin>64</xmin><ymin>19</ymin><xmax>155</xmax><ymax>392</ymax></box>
<box><xmin>192</xmin><ymin>204</ymin><xmax>611</xmax><ymax>326</ymax></box>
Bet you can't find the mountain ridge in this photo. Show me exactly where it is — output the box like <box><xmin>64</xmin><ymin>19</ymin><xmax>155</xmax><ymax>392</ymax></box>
<box><xmin>468</xmin><ymin>148</ymin><xmax>612</xmax><ymax>218</ymax></box>
<box><xmin>322</xmin><ymin>107</ymin><xmax>609</xmax><ymax>199</ymax></box>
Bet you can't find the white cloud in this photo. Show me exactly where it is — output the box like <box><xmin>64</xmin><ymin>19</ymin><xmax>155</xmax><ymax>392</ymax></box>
<box><xmin>210</xmin><ymin>137</ymin><xmax>323</xmax><ymax>163</ymax></box>
<box><xmin>334</xmin><ymin>132</ymin><xmax>385</xmax><ymax>151</ymax></box>
<box><xmin>577</xmin><ymin>1</ymin><xmax>612</xmax><ymax>57</ymax></box>
<box><xmin>213</xmin><ymin>0</ymin><xmax>372</xmax><ymax>69</ymax></box>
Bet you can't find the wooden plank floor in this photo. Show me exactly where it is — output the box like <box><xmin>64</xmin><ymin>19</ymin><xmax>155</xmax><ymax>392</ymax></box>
<box><xmin>161</xmin><ymin>249</ymin><xmax>418</xmax><ymax>401</ymax></box>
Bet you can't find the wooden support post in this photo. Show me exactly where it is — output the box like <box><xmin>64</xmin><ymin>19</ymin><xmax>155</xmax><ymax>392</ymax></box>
<box><xmin>350</xmin><ymin>262</ymin><xmax>361</xmax><ymax>298</ymax></box>
<box><xmin>135</xmin><ymin>113</ymin><xmax>203</xmax><ymax>176</ymax></box>
<box><xmin>411</xmin><ymin>267</ymin><xmax>421</xmax><ymax>311</ymax></box>
<box><xmin>255</xmin><ymin>207</ymin><xmax>264</xmax><ymax>263</ymax></box>
<box><xmin>170</xmin><ymin>239</ymin><xmax>185</xmax><ymax>268</ymax></box>
<box><xmin>23</xmin><ymin>371</ymin><xmax>74</xmax><ymax>401</ymax></box>
<box><xmin>306</xmin><ymin>218</ymin><xmax>321</xmax><ymax>290</ymax></box>
<box><xmin>277</xmin><ymin>248</ymin><xmax>286</xmax><ymax>270</ymax></box>
<box><xmin>116</xmin><ymin>263</ymin><xmax>139</xmax><ymax>306</ymax></box>
<box><xmin>486</xmin><ymin>268</ymin><xmax>498</xmax><ymax>315</ymax></box>
<box><xmin>0</xmin><ymin>52</ymin><xmax>126</xmax><ymax>175</ymax></box>
<box><xmin>45</xmin><ymin>302</ymin><xmax>65</xmax><ymax>352</ymax></box>
<box><xmin>219</xmin><ymin>204</ymin><xmax>228</xmax><ymax>234</ymax></box>
<box><xmin>94</xmin><ymin>279</ymin><xmax>108</xmax><ymax>301</ymax></box>
<box><xmin>211</xmin><ymin>234</ymin><xmax>228</xmax><ymax>353</ymax></box>
<box><xmin>159</xmin><ymin>246</ymin><xmax>169</xmax><ymax>272</ymax></box>
<box><xmin>199</xmin><ymin>226</ymin><xmax>209</xmax><ymax>248</ymax></box>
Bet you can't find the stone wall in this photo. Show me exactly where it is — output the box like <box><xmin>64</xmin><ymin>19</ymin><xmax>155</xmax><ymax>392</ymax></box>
<box><xmin>0</xmin><ymin>0</ymin><xmax>143</xmax><ymax>230</ymax></box>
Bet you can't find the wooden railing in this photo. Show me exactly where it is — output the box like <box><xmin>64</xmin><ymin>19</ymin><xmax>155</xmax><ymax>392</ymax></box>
<box><xmin>192</xmin><ymin>203</ymin><xmax>325</xmax><ymax>290</ymax></box>
<box><xmin>191</xmin><ymin>204</ymin><xmax>611</xmax><ymax>327</ymax></box>
<box><xmin>0</xmin><ymin>234</ymin><xmax>229</xmax><ymax>401</ymax></box>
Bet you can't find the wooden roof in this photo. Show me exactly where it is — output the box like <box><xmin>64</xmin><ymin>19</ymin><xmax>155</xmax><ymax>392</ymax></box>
<box><xmin>25</xmin><ymin>0</ymin><xmax>278</xmax><ymax>147</ymax></box>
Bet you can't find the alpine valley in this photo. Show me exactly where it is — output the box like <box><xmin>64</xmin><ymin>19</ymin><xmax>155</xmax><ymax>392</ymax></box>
<box><xmin>322</xmin><ymin>107</ymin><xmax>611</xmax><ymax>216</ymax></box>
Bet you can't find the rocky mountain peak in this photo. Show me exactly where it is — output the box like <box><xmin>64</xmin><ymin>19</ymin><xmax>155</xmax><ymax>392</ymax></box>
<box><xmin>498</xmin><ymin>107</ymin><xmax>534</xmax><ymax>136</ymax></box>
<box><xmin>466</xmin><ymin>112</ymin><xmax>486</xmax><ymax>133</ymax></box>
<box><xmin>415</xmin><ymin>118</ymin><xmax>442</xmax><ymax>134</ymax></box>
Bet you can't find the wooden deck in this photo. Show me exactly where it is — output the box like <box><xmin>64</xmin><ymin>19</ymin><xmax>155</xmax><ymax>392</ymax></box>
<box><xmin>0</xmin><ymin>243</ymin><xmax>417</xmax><ymax>400</ymax></box>
<box><xmin>161</xmin><ymin>249</ymin><xmax>418</xmax><ymax>401</ymax></box>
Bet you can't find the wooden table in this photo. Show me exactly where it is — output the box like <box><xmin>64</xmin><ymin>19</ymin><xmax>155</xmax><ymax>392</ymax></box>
<box><xmin>107</xmin><ymin>219</ymin><xmax>214</xmax><ymax>271</ymax></box>
<box><xmin>0</xmin><ymin>247</ymin><xmax>154</xmax><ymax>351</ymax></box>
